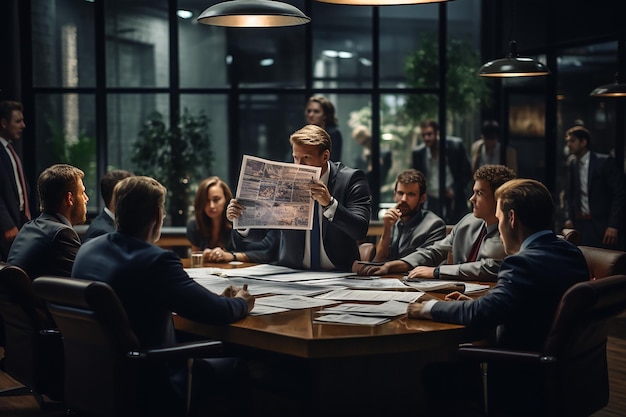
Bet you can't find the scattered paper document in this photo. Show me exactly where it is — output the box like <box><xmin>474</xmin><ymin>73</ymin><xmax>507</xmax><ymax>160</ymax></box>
<box><xmin>313</xmin><ymin>314</ymin><xmax>390</xmax><ymax>326</ymax></box>
<box><xmin>319</xmin><ymin>300</ymin><xmax>408</xmax><ymax>317</ymax></box>
<box><xmin>255</xmin><ymin>294</ymin><xmax>338</xmax><ymax>310</ymax></box>
<box><xmin>403</xmin><ymin>280</ymin><xmax>465</xmax><ymax>292</ymax></box>
<box><xmin>249</xmin><ymin>304</ymin><xmax>290</xmax><ymax>316</ymax></box>
<box><xmin>316</xmin><ymin>289</ymin><xmax>422</xmax><ymax>303</ymax></box>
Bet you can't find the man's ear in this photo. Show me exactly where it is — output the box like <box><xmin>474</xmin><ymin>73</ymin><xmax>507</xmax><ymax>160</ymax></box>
<box><xmin>0</xmin><ymin>118</ymin><xmax>6</xmax><ymax>130</ymax></box>
<box><xmin>322</xmin><ymin>149</ymin><xmax>330</xmax><ymax>162</ymax></box>
<box><xmin>508</xmin><ymin>209</ymin><xmax>516</xmax><ymax>229</ymax></box>
<box><xmin>419</xmin><ymin>193</ymin><xmax>427</xmax><ymax>206</ymax></box>
<box><xmin>65</xmin><ymin>191</ymin><xmax>74</xmax><ymax>207</ymax></box>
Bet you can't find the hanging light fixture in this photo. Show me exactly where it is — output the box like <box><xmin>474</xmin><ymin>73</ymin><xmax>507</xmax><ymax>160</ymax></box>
<box><xmin>478</xmin><ymin>40</ymin><xmax>550</xmax><ymax>77</ymax></box>
<box><xmin>590</xmin><ymin>37</ymin><xmax>626</xmax><ymax>97</ymax></box>
<box><xmin>316</xmin><ymin>0</ymin><xmax>451</xmax><ymax>4</ymax></box>
<box><xmin>197</xmin><ymin>0</ymin><xmax>310</xmax><ymax>27</ymax></box>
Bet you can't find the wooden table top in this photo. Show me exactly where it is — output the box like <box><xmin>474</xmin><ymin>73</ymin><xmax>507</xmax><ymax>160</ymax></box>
<box><xmin>175</xmin><ymin>260</ymin><xmax>485</xmax><ymax>359</ymax></box>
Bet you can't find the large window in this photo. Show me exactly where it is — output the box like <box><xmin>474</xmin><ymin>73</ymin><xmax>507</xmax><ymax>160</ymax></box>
<box><xmin>29</xmin><ymin>0</ymin><xmax>482</xmax><ymax>224</ymax></box>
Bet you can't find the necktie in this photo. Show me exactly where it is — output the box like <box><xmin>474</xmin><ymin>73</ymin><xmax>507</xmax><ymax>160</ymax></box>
<box><xmin>7</xmin><ymin>142</ymin><xmax>31</xmax><ymax>220</ymax></box>
<box><xmin>390</xmin><ymin>222</ymin><xmax>403</xmax><ymax>259</ymax></box>
<box><xmin>310</xmin><ymin>204</ymin><xmax>321</xmax><ymax>270</ymax></box>
<box><xmin>466</xmin><ymin>225</ymin><xmax>487</xmax><ymax>262</ymax></box>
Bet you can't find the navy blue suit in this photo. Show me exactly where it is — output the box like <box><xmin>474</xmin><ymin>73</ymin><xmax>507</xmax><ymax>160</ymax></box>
<box><xmin>430</xmin><ymin>233</ymin><xmax>589</xmax><ymax>350</ymax></box>
<box><xmin>82</xmin><ymin>210</ymin><xmax>115</xmax><ymax>242</ymax></box>
<box><xmin>72</xmin><ymin>232</ymin><xmax>249</xmax><ymax>414</ymax></box>
<box><xmin>0</xmin><ymin>142</ymin><xmax>37</xmax><ymax>260</ymax></box>
<box><xmin>7</xmin><ymin>213</ymin><xmax>81</xmax><ymax>279</ymax></box>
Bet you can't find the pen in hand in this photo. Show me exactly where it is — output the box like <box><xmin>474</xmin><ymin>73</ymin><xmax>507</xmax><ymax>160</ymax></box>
<box><xmin>243</xmin><ymin>284</ymin><xmax>248</xmax><ymax>291</ymax></box>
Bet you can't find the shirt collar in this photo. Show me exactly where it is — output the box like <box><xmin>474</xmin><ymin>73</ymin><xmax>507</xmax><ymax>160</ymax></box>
<box><xmin>320</xmin><ymin>161</ymin><xmax>330</xmax><ymax>185</ymax></box>
<box><xmin>520</xmin><ymin>230</ymin><xmax>552</xmax><ymax>251</ymax></box>
<box><xmin>579</xmin><ymin>151</ymin><xmax>590</xmax><ymax>165</ymax></box>
<box><xmin>104</xmin><ymin>207</ymin><xmax>115</xmax><ymax>221</ymax></box>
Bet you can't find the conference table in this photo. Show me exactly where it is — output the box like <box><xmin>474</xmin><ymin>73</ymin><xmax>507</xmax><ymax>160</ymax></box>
<box><xmin>174</xmin><ymin>261</ymin><xmax>490</xmax><ymax>416</ymax></box>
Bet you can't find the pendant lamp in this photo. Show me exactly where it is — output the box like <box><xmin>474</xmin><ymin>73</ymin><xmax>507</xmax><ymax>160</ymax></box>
<box><xmin>316</xmin><ymin>0</ymin><xmax>451</xmax><ymax>4</ymax></box>
<box><xmin>478</xmin><ymin>41</ymin><xmax>550</xmax><ymax>77</ymax></box>
<box><xmin>590</xmin><ymin>37</ymin><xmax>626</xmax><ymax>97</ymax></box>
<box><xmin>197</xmin><ymin>0</ymin><xmax>310</xmax><ymax>27</ymax></box>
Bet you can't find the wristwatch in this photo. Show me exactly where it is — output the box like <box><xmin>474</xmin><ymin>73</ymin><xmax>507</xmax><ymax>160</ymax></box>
<box><xmin>230</xmin><ymin>251</ymin><xmax>237</xmax><ymax>261</ymax></box>
<box><xmin>322</xmin><ymin>196</ymin><xmax>335</xmax><ymax>210</ymax></box>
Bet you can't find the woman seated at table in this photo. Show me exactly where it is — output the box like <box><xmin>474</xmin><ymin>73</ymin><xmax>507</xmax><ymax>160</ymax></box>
<box><xmin>187</xmin><ymin>176</ymin><xmax>277</xmax><ymax>263</ymax></box>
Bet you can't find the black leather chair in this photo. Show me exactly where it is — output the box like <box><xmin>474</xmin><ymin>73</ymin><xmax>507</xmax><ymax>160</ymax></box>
<box><xmin>0</xmin><ymin>264</ymin><xmax>63</xmax><ymax>408</ymax></box>
<box><xmin>32</xmin><ymin>276</ymin><xmax>224</xmax><ymax>417</ymax></box>
<box><xmin>458</xmin><ymin>274</ymin><xmax>626</xmax><ymax>417</ymax></box>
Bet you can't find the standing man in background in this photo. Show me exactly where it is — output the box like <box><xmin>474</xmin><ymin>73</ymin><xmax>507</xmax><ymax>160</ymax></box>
<box><xmin>82</xmin><ymin>169</ymin><xmax>134</xmax><ymax>242</ymax></box>
<box><xmin>412</xmin><ymin>119</ymin><xmax>472</xmax><ymax>224</ymax></box>
<box><xmin>471</xmin><ymin>119</ymin><xmax>518</xmax><ymax>174</ymax></box>
<box><xmin>0</xmin><ymin>100</ymin><xmax>35</xmax><ymax>261</ymax></box>
<box><xmin>564</xmin><ymin>125</ymin><xmax>626</xmax><ymax>249</ymax></box>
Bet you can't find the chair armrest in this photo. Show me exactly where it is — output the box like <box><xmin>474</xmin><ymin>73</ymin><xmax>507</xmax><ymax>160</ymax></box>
<box><xmin>458</xmin><ymin>345</ymin><xmax>554</xmax><ymax>364</ymax></box>
<box><xmin>127</xmin><ymin>340</ymin><xmax>223</xmax><ymax>361</ymax></box>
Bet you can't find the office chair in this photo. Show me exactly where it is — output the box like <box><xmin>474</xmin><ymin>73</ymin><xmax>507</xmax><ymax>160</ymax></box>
<box><xmin>359</xmin><ymin>242</ymin><xmax>375</xmax><ymax>261</ymax></box>
<box><xmin>0</xmin><ymin>264</ymin><xmax>63</xmax><ymax>408</ymax></box>
<box><xmin>578</xmin><ymin>245</ymin><xmax>626</xmax><ymax>280</ymax></box>
<box><xmin>32</xmin><ymin>276</ymin><xmax>224</xmax><ymax>417</ymax></box>
<box><xmin>561</xmin><ymin>228</ymin><xmax>581</xmax><ymax>245</ymax></box>
<box><xmin>458</xmin><ymin>274</ymin><xmax>626</xmax><ymax>417</ymax></box>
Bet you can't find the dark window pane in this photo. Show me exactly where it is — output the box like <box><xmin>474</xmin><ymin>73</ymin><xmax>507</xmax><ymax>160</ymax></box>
<box><xmin>105</xmin><ymin>0</ymin><xmax>169</xmax><ymax>88</ymax></box>
<box><xmin>31</xmin><ymin>0</ymin><xmax>96</xmax><ymax>87</ymax></box>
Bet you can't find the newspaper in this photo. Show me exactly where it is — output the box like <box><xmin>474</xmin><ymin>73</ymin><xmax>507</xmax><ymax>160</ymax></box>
<box><xmin>233</xmin><ymin>155</ymin><xmax>321</xmax><ymax>230</ymax></box>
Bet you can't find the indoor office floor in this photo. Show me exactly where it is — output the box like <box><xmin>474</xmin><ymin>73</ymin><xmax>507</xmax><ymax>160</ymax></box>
<box><xmin>1</xmin><ymin>334</ymin><xmax>626</xmax><ymax>416</ymax></box>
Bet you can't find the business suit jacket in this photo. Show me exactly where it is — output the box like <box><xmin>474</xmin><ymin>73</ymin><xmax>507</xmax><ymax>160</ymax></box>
<box><xmin>385</xmin><ymin>209</ymin><xmax>446</xmax><ymax>260</ymax></box>
<box><xmin>82</xmin><ymin>209</ymin><xmax>115</xmax><ymax>242</ymax></box>
<box><xmin>429</xmin><ymin>233</ymin><xmax>589</xmax><ymax>351</ymax></box>
<box><xmin>0</xmin><ymin>142</ymin><xmax>36</xmax><ymax>259</ymax></box>
<box><xmin>401</xmin><ymin>213</ymin><xmax>505</xmax><ymax>281</ymax></box>
<box><xmin>566</xmin><ymin>151</ymin><xmax>626</xmax><ymax>246</ymax></box>
<box><xmin>72</xmin><ymin>232</ymin><xmax>249</xmax><ymax>411</ymax></box>
<box><xmin>7</xmin><ymin>212</ymin><xmax>81</xmax><ymax>279</ymax></box>
<box><xmin>412</xmin><ymin>137</ymin><xmax>472</xmax><ymax>223</ymax></box>
<box><xmin>279</xmin><ymin>161</ymin><xmax>371</xmax><ymax>271</ymax></box>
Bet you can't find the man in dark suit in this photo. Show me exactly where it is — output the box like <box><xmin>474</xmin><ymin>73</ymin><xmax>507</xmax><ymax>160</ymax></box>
<box><xmin>355</xmin><ymin>165</ymin><xmax>516</xmax><ymax>282</ymax></box>
<box><xmin>82</xmin><ymin>169</ymin><xmax>133</xmax><ymax>242</ymax></box>
<box><xmin>410</xmin><ymin>178</ymin><xmax>589</xmax><ymax>416</ymax></box>
<box><xmin>72</xmin><ymin>176</ymin><xmax>254</xmax><ymax>416</ymax></box>
<box><xmin>0</xmin><ymin>100</ymin><xmax>36</xmax><ymax>261</ymax></box>
<box><xmin>8</xmin><ymin>164</ymin><xmax>88</xmax><ymax>279</ymax></box>
<box><xmin>564</xmin><ymin>125</ymin><xmax>626</xmax><ymax>250</ymax></box>
<box><xmin>412</xmin><ymin>119</ymin><xmax>472</xmax><ymax>224</ymax></box>
<box><xmin>228</xmin><ymin>124</ymin><xmax>371</xmax><ymax>271</ymax></box>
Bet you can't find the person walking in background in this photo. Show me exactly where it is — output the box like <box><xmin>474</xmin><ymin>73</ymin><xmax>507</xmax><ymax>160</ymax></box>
<box><xmin>0</xmin><ymin>100</ymin><xmax>36</xmax><ymax>261</ymax></box>
<box><xmin>187</xmin><ymin>176</ymin><xmax>277</xmax><ymax>263</ymax></box>
<box><xmin>8</xmin><ymin>164</ymin><xmax>88</xmax><ymax>279</ymax></box>
<box><xmin>373</xmin><ymin>169</ymin><xmax>446</xmax><ymax>262</ymax></box>
<box><xmin>305</xmin><ymin>95</ymin><xmax>343</xmax><ymax>161</ymax></box>
<box><xmin>564</xmin><ymin>125</ymin><xmax>626</xmax><ymax>249</ymax></box>
<box><xmin>412</xmin><ymin>119</ymin><xmax>472</xmax><ymax>224</ymax></box>
<box><xmin>471</xmin><ymin>119</ymin><xmax>518</xmax><ymax>174</ymax></box>
<box><xmin>82</xmin><ymin>169</ymin><xmax>134</xmax><ymax>242</ymax></box>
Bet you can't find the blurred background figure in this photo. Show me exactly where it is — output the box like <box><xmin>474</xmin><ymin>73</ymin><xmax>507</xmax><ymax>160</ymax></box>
<box><xmin>305</xmin><ymin>95</ymin><xmax>342</xmax><ymax>162</ymax></box>
<box><xmin>471</xmin><ymin>119</ymin><xmax>518</xmax><ymax>174</ymax></box>
<box><xmin>352</xmin><ymin>125</ymin><xmax>392</xmax><ymax>198</ymax></box>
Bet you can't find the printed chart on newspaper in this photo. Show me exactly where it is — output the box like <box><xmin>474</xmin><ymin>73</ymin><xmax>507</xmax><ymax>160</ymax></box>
<box><xmin>234</xmin><ymin>155</ymin><xmax>321</xmax><ymax>230</ymax></box>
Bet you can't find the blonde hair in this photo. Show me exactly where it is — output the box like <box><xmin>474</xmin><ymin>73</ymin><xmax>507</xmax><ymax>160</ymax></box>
<box><xmin>289</xmin><ymin>124</ymin><xmax>332</xmax><ymax>155</ymax></box>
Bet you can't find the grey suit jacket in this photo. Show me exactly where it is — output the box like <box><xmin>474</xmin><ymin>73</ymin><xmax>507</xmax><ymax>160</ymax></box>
<box><xmin>7</xmin><ymin>212</ymin><xmax>81</xmax><ymax>279</ymax></box>
<box><xmin>429</xmin><ymin>233</ymin><xmax>589</xmax><ymax>350</ymax></box>
<box><xmin>401</xmin><ymin>213</ymin><xmax>505</xmax><ymax>281</ymax></box>
<box><xmin>385</xmin><ymin>209</ymin><xmax>446</xmax><ymax>259</ymax></box>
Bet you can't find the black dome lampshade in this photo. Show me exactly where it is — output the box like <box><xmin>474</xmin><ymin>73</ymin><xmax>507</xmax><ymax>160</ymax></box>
<box><xmin>478</xmin><ymin>41</ymin><xmax>550</xmax><ymax>78</ymax></box>
<box><xmin>590</xmin><ymin>73</ymin><xmax>626</xmax><ymax>97</ymax></box>
<box><xmin>316</xmin><ymin>0</ymin><xmax>452</xmax><ymax>4</ymax></box>
<box><xmin>197</xmin><ymin>0</ymin><xmax>310</xmax><ymax>27</ymax></box>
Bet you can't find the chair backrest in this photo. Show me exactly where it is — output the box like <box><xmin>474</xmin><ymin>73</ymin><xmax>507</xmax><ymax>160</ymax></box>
<box><xmin>0</xmin><ymin>265</ymin><xmax>62</xmax><ymax>399</ymax></box>
<box><xmin>359</xmin><ymin>242</ymin><xmax>375</xmax><ymax>261</ymax></box>
<box><xmin>542</xmin><ymin>274</ymin><xmax>626</xmax><ymax>416</ymax></box>
<box><xmin>33</xmin><ymin>276</ymin><xmax>142</xmax><ymax>416</ymax></box>
<box><xmin>579</xmin><ymin>245</ymin><xmax>626</xmax><ymax>279</ymax></box>
<box><xmin>561</xmin><ymin>228</ymin><xmax>581</xmax><ymax>245</ymax></box>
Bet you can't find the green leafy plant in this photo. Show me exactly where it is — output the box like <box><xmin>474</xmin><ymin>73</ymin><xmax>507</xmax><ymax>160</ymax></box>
<box><xmin>132</xmin><ymin>108</ymin><xmax>213</xmax><ymax>226</ymax></box>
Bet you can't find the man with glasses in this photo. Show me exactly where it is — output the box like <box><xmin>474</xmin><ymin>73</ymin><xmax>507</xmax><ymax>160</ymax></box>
<box><xmin>412</xmin><ymin>119</ymin><xmax>472</xmax><ymax>224</ymax></box>
<box><xmin>372</xmin><ymin>169</ymin><xmax>446</xmax><ymax>262</ymax></box>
